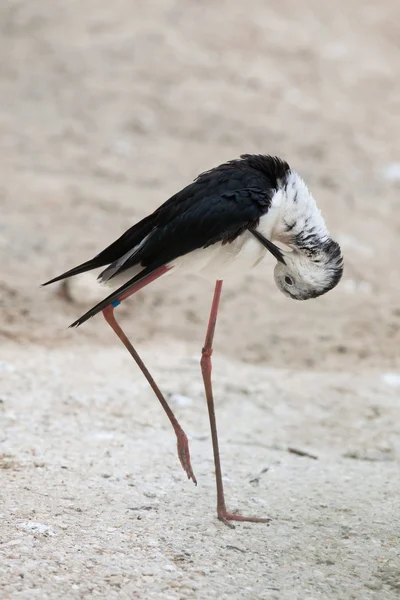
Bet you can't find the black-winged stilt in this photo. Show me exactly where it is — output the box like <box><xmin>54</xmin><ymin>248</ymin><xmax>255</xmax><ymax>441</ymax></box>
<box><xmin>43</xmin><ymin>154</ymin><xmax>343</xmax><ymax>527</ymax></box>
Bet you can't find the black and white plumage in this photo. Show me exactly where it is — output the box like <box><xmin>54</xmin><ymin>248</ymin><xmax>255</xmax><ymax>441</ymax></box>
<box><xmin>43</xmin><ymin>154</ymin><xmax>343</xmax><ymax>527</ymax></box>
<box><xmin>44</xmin><ymin>154</ymin><xmax>343</xmax><ymax>324</ymax></box>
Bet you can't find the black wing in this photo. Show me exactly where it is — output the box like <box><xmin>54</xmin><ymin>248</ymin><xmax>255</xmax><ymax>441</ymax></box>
<box><xmin>68</xmin><ymin>186</ymin><xmax>273</xmax><ymax>327</ymax></box>
<box><xmin>43</xmin><ymin>154</ymin><xmax>291</xmax><ymax>325</ymax></box>
<box><xmin>109</xmin><ymin>186</ymin><xmax>272</xmax><ymax>275</ymax></box>
<box><xmin>43</xmin><ymin>154</ymin><xmax>286</xmax><ymax>287</ymax></box>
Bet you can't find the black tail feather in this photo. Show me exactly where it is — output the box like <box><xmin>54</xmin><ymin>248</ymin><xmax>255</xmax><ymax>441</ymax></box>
<box><xmin>42</xmin><ymin>213</ymin><xmax>157</xmax><ymax>287</ymax></box>
<box><xmin>41</xmin><ymin>258</ymin><xmax>105</xmax><ymax>286</ymax></box>
<box><xmin>69</xmin><ymin>265</ymin><xmax>159</xmax><ymax>328</ymax></box>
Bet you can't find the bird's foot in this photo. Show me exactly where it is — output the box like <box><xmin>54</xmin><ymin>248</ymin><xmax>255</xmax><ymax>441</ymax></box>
<box><xmin>217</xmin><ymin>508</ymin><xmax>271</xmax><ymax>529</ymax></box>
<box><xmin>176</xmin><ymin>429</ymin><xmax>197</xmax><ymax>485</ymax></box>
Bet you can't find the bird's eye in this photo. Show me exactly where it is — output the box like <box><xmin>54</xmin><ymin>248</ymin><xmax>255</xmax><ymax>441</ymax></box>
<box><xmin>284</xmin><ymin>276</ymin><xmax>294</xmax><ymax>286</ymax></box>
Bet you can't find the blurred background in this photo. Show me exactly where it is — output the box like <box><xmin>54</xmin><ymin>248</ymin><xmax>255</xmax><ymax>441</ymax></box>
<box><xmin>1</xmin><ymin>3</ymin><xmax>400</xmax><ymax>596</ymax></box>
<box><xmin>1</xmin><ymin>0</ymin><xmax>399</xmax><ymax>370</ymax></box>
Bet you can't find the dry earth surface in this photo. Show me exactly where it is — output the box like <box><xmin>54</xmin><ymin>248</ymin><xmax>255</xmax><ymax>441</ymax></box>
<box><xmin>1</xmin><ymin>1</ymin><xmax>400</xmax><ymax>599</ymax></box>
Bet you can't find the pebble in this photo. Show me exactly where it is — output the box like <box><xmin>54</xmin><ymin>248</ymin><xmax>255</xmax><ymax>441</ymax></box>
<box><xmin>382</xmin><ymin>373</ymin><xmax>400</xmax><ymax>387</ymax></box>
<box><xmin>382</xmin><ymin>162</ymin><xmax>400</xmax><ymax>182</ymax></box>
<box><xmin>365</xmin><ymin>580</ymin><xmax>383</xmax><ymax>591</ymax></box>
<box><xmin>169</xmin><ymin>393</ymin><xmax>193</xmax><ymax>406</ymax></box>
<box><xmin>17</xmin><ymin>522</ymin><xmax>56</xmax><ymax>537</ymax></box>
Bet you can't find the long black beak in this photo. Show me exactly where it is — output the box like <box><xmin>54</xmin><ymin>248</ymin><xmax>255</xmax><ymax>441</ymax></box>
<box><xmin>249</xmin><ymin>228</ymin><xmax>286</xmax><ymax>264</ymax></box>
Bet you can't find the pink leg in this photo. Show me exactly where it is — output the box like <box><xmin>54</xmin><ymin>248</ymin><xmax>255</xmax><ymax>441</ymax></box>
<box><xmin>201</xmin><ymin>280</ymin><xmax>270</xmax><ymax>527</ymax></box>
<box><xmin>102</xmin><ymin>267</ymin><xmax>196</xmax><ymax>484</ymax></box>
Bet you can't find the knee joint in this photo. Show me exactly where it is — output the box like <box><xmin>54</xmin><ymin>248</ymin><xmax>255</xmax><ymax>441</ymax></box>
<box><xmin>201</xmin><ymin>347</ymin><xmax>213</xmax><ymax>359</ymax></box>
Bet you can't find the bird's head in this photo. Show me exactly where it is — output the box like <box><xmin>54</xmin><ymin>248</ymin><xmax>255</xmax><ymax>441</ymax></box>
<box><xmin>249</xmin><ymin>228</ymin><xmax>343</xmax><ymax>301</ymax></box>
<box><xmin>273</xmin><ymin>239</ymin><xmax>343</xmax><ymax>300</ymax></box>
<box><xmin>248</xmin><ymin>165</ymin><xmax>343</xmax><ymax>300</ymax></box>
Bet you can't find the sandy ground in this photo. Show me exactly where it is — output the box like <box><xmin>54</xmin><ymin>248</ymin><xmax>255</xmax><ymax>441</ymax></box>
<box><xmin>1</xmin><ymin>0</ymin><xmax>400</xmax><ymax>598</ymax></box>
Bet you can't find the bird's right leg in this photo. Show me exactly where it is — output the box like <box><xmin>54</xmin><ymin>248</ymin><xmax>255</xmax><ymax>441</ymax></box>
<box><xmin>102</xmin><ymin>270</ymin><xmax>196</xmax><ymax>485</ymax></box>
<box><xmin>201</xmin><ymin>280</ymin><xmax>270</xmax><ymax>526</ymax></box>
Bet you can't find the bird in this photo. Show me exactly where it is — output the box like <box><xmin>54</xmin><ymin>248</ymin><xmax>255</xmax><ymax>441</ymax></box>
<box><xmin>43</xmin><ymin>154</ymin><xmax>343</xmax><ymax>527</ymax></box>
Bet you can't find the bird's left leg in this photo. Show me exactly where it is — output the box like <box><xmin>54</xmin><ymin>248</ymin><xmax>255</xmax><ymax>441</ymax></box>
<box><xmin>102</xmin><ymin>269</ymin><xmax>196</xmax><ymax>484</ymax></box>
<box><xmin>201</xmin><ymin>280</ymin><xmax>270</xmax><ymax>527</ymax></box>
